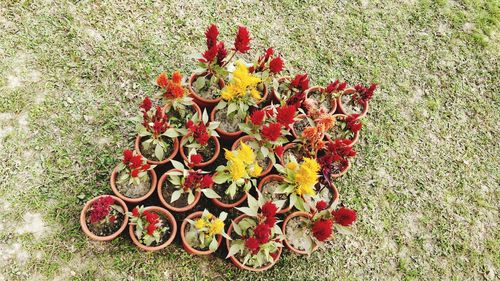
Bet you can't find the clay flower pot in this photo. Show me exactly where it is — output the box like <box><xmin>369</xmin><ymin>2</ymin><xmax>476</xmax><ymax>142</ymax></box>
<box><xmin>179</xmin><ymin>135</ymin><xmax>220</xmax><ymax>168</ymax></box>
<box><xmin>210</xmin><ymin>107</ymin><xmax>244</xmax><ymax>142</ymax></box>
<box><xmin>304</xmin><ymin>86</ymin><xmax>337</xmax><ymax>114</ymax></box>
<box><xmin>188</xmin><ymin>72</ymin><xmax>224</xmax><ymax>109</ymax></box>
<box><xmin>326</xmin><ymin>114</ymin><xmax>360</xmax><ymax>147</ymax></box>
<box><xmin>336</xmin><ymin>88</ymin><xmax>369</xmax><ymax>119</ymax></box>
<box><xmin>258</xmin><ymin>174</ymin><xmax>292</xmax><ymax>214</ymax></box>
<box><xmin>110</xmin><ymin>166</ymin><xmax>157</xmax><ymax>204</ymax></box>
<box><xmin>279</xmin><ymin>142</ymin><xmax>299</xmax><ymax>166</ymax></box>
<box><xmin>324</xmin><ymin>180</ymin><xmax>340</xmax><ymax>206</ymax></box>
<box><xmin>180</xmin><ymin>211</ymin><xmax>223</xmax><ymax>255</ymax></box>
<box><xmin>129</xmin><ymin>206</ymin><xmax>177</xmax><ymax>251</ymax></box>
<box><xmin>211</xmin><ymin>189</ymin><xmax>248</xmax><ymax>209</ymax></box>
<box><xmin>226</xmin><ymin>214</ymin><xmax>282</xmax><ymax>272</ymax></box>
<box><xmin>270</xmin><ymin>76</ymin><xmax>291</xmax><ymax>103</ymax></box>
<box><xmin>290</xmin><ymin>114</ymin><xmax>308</xmax><ymax>139</ymax></box>
<box><xmin>330</xmin><ymin>159</ymin><xmax>351</xmax><ymax>178</ymax></box>
<box><xmin>282</xmin><ymin>211</ymin><xmax>318</xmax><ymax>255</ymax></box>
<box><xmin>157</xmin><ymin>169</ymin><xmax>201</xmax><ymax>213</ymax></box>
<box><xmin>80</xmin><ymin>195</ymin><xmax>129</xmax><ymax>241</ymax></box>
<box><xmin>135</xmin><ymin>135</ymin><xmax>179</xmax><ymax>165</ymax></box>
<box><xmin>231</xmin><ymin>135</ymin><xmax>273</xmax><ymax>177</ymax></box>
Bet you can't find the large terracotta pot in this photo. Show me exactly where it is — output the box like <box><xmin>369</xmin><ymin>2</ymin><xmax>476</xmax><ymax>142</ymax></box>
<box><xmin>110</xmin><ymin>166</ymin><xmax>157</xmax><ymax>203</ymax></box>
<box><xmin>336</xmin><ymin>88</ymin><xmax>369</xmax><ymax>119</ymax></box>
<box><xmin>231</xmin><ymin>135</ymin><xmax>273</xmax><ymax>177</ymax></box>
<box><xmin>157</xmin><ymin>169</ymin><xmax>201</xmax><ymax>213</ymax></box>
<box><xmin>180</xmin><ymin>211</ymin><xmax>223</xmax><ymax>255</ymax></box>
<box><xmin>226</xmin><ymin>214</ymin><xmax>282</xmax><ymax>272</ymax></box>
<box><xmin>129</xmin><ymin>206</ymin><xmax>177</xmax><ymax>251</ymax></box>
<box><xmin>188</xmin><ymin>72</ymin><xmax>224</xmax><ymax>109</ymax></box>
<box><xmin>135</xmin><ymin>135</ymin><xmax>179</xmax><ymax>165</ymax></box>
<box><xmin>304</xmin><ymin>86</ymin><xmax>337</xmax><ymax>114</ymax></box>
<box><xmin>80</xmin><ymin>195</ymin><xmax>129</xmax><ymax>241</ymax></box>
<box><xmin>282</xmin><ymin>211</ymin><xmax>318</xmax><ymax>255</ymax></box>
<box><xmin>257</xmin><ymin>174</ymin><xmax>292</xmax><ymax>214</ymax></box>
<box><xmin>179</xmin><ymin>135</ymin><xmax>220</xmax><ymax>168</ymax></box>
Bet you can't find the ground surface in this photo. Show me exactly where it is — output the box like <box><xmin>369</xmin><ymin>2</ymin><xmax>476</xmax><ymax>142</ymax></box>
<box><xmin>0</xmin><ymin>0</ymin><xmax>498</xmax><ymax>280</ymax></box>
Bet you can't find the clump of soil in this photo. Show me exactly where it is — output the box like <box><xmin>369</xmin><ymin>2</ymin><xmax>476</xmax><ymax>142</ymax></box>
<box><xmin>293</xmin><ymin>118</ymin><xmax>310</xmax><ymax>137</ymax></box>
<box><xmin>161</xmin><ymin>182</ymin><xmax>192</xmax><ymax>208</ymax></box>
<box><xmin>340</xmin><ymin>93</ymin><xmax>364</xmax><ymax>115</ymax></box>
<box><xmin>139</xmin><ymin>137</ymin><xmax>175</xmax><ymax>161</ymax></box>
<box><xmin>116</xmin><ymin>171</ymin><xmax>151</xmax><ymax>198</ymax></box>
<box><xmin>192</xmin><ymin>75</ymin><xmax>222</xmax><ymax>100</ymax></box>
<box><xmin>184</xmin><ymin>137</ymin><xmax>216</xmax><ymax>162</ymax></box>
<box><xmin>215</xmin><ymin>108</ymin><xmax>243</xmax><ymax>133</ymax></box>
<box><xmin>213</xmin><ymin>182</ymin><xmax>245</xmax><ymax>204</ymax></box>
<box><xmin>261</xmin><ymin>180</ymin><xmax>288</xmax><ymax>203</ymax></box>
<box><xmin>86</xmin><ymin>212</ymin><xmax>125</xmax><ymax>237</ymax></box>
<box><xmin>285</xmin><ymin>216</ymin><xmax>311</xmax><ymax>251</ymax></box>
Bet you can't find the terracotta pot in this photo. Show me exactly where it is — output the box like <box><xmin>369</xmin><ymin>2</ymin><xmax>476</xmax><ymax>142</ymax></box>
<box><xmin>330</xmin><ymin>159</ymin><xmax>351</xmax><ymax>178</ymax></box>
<box><xmin>290</xmin><ymin>114</ymin><xmax>308</xmax><ymax>139</ymax></box>
<box><xmin>157</xmin><ymin>169</ymin><xmax>201</xmax><ymax>213</ymax></box>
<box><xmin>270</xmin><ymin>76</ymin><xmax>291</xmax><ymax>103</ymax></box>
<box><xmin>321</xmin><ymin>180</ymin><xmax>339</xmax><ymax>207</ymax></box>
<box><xmin>135</xmin><ymin>135</ymin><xmax>179</xmax><ymax>165</ymax></box>
<box><xmin>180</xmin><ymin>211</ymin><xmax>223</xmax><ymax>255</ymax></box>
<box><xmin>279</xmin><ymin>142</ymin><xmax>299</xmax><ymax>166</ymax></box>
<box><xmin>336</xmin><ymin>88</ymin><xmax>369</xmax><ymax>119</ymax></box>
<box><xmin>129</xmin><ymin>206</ymin><xmax>177</xmax><ymax>251</ymax></box>
<box><xmin>188</xmin><ymin>72</ymin><xmax>224</xmax><ymax>109</ymax></box>
<box><xmin>304</xmin><ymin>86</ymin><xmax>337</xmax><ymax>114</ymax></box>
<box><xmin>258</xmin><ymin>174</ymin><xmax>292</xmax><ymax>214</ymax></box>
<box><xmin>211</xmin><ymin>188</ymin><xmax>248</xmax><ymax>209</ymax></box>
<box><xmin>231</xmin><ymin>135</ymin><xmax>273</xmax><ymax>177</ymax></box>
<box><xmin>210</xmin><ymin>107</ymin><xmax>243</xmax><ymax>142</ymax></box>
<box><xmin>326</xmin><ymin>114</ymin><xmax>360</xmax><ymax>146</ymax></box>
<box><xmin>179</xmin><ymin>135</ymin><xmax>220</xmax><ymax>168</ymax></box>
<box><xmin>80</xmin><ymin>195</ymin><xmax>129</xmax><ymax>241</ymax></box>
<box><xmin>282</xmin><ymin>211</ymin><xmax>318</xmax><ymax>255</ymax></box>
<box><xmin>226</xmin><ymin>214</ymin><xmax>282</xmax><ymax>272</ymax></box>
<box><xmin>110</xmin><ymin>166</ymin><xmax>157</xmax><ymax>204</ymax></box>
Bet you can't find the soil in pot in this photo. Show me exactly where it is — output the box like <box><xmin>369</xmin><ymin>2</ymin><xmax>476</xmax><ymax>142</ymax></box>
<box><xmin>293</xmin><ymin>118</ymin><xmax>310</xmax><ymax>137</ymax></box>
<box><xmin>139</xmin><ymin>137</ymin><xmax>175</xmax><ymax>161</ymax></box>
<box><xmin>85</xmin><ymin>212</ymin><xmax>125</xmax><ymax>237</ymax></box>
<box><xmin>285</xmin><ymin>215</ymin><xmax>312</xmax><ymax>251</ymax></box>
<box><xmin>261</xmin><ymin>180</ymin><xmax>288</xmax><ymax>203</ymax></box>
<box><xmin>184</xmin><ymin>137</ymin><xmax>216</xmax><ymax>161</ymax></box>
<box><xmin>192</xmin><ymin>74</ymin><xmax>223</xmax><ymax>100</ymax></box>
<box><xmin>328</xmin><ymin>120</ymin><xmax>354</xmax><ymax>140</ymax></box>
<box><xmin>161</xmin><ymin>183</ymin><xmax>191</xmax><ymax>209</ymax></box>
<box><xmin>184</xmin><ymin>223</ymin><xmax>210</xmax><ymax>251</ymax></box>
<box><xmin>115</xmin><ymin>171</ymin><xmax>152</xmax><ymax>198</ymax></box>
<box><xmin>212</xmin><ymin>182</ymin><xmax>245</xmax><ymax>205</ymax></box>
<box><xmin>340</xmin><ymin>94</ymin><xmax>364</xmax><ymax>115</ymax></box>
<box><xmin>215</xmin><ymin>108</ymin><xmax>244</xmax><ymax>133</ymax></box>
<box><xmin>283</xmin><ymin>145</ymin><xmax>307</xmax><ymax>163</ymax></box>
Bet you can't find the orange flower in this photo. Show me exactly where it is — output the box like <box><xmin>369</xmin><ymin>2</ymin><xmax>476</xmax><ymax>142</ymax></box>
<box><xmin>301</xmin><ymin>126</ymin><xmax>318</xmax><ymax>140</ymax></box>
<box><xmin>315</xmin><ymin>114</ymin><xmax>336</xmax><ymax>131</ymax></box>
<box><xmin>156</xmin><ymin>73</ymin><xmax>168</xmax><ymax>88</ymax></box>
<box><xmin>169</xmin><ymin>83</ymin><xmax>185</xmax><ymax>98</ymax></box>
<box><xmin>172</xmin><ymin>71</ymin><xmax>182</xmax><ymax>84</ymax></box>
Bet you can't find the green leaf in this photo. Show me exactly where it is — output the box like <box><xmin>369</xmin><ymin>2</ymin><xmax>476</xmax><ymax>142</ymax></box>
<box><xmin>213</xmin><ymin>173</ymin><xmax>229</xmax><ymax>184</ymax></box>
<box><xmin>170</xmin><ymin>189</ymin><xmax>182</xmax><ymax>203</ymax></box>
<box><xmin>236</xmin><ymin>207</ymin><xmax>257</xmax><ymax>217</ymax></box>
<box><xmin>155</xmin><ymin>144</ymin><xmax>164</xmax><ymax>160</ymax></box>
<box><xmin>187</xmin><ymin>191</ymin><xmax>195</xmax><ymax>205</ymax></box>
<box><xmin>201</xmin><ymin>188</ymin><xmax>221</xmax><ymax>199</ymax></box>
<box><xmin>209</xmin><ymin>236</ymin><xmax>219</xmax><ymax>252</ymax></box>
<box><xmin>164</xmin><ymin>128</ymin><xmax>179</xmax><ymax>138</ymax></box>
<box><xmin>202</xmin><ymin>109</ymin><xmax>209</xmax><ymax>124</ymax></box>
<box><xmin>193</xmin><ymin>76</ymin><xmax>206</xmax><ymax>91</ymax></box>
<box><xmin>227</xmin><ymin>102</ymin><xmax>238</xmax><ymax>116</ymax></box>
<box><xmin>334</xmin><ymin>224</ymin><xmax>354</xmax><ymax>235</ymax></box>
<box><xmin>219</xmin><ymin>211</ymin><xmax>228</xmax><ymax>221</ymax></box>
<box><xmin>170</xmin><ymin>160</ymin><xmax>185</xmax><ymax>171</ymax></box>
<box><xmin>226</xmin><ymin>242</ymin><xmax>241</xmax><ymax>258</ymax></box>
<box><xmin>232</xmin><ymin>221</ymin><xmax>242</xmax><ymax>236</ymax></box>
<box><xmin>261</xmin><ymin>146</ymin><xmax>269</xmax><ymax>157</ymax></box>
<box><xmin>247</xmin><ymin>193</ymin><xmax>259</xmax><ymax>211</ymax></box>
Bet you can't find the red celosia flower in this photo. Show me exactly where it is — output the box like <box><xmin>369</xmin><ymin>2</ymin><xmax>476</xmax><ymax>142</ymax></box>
<box><xmin>129</xmin><ymin>155</ymin><xmax>143</xmax><ymax>169</ymax></box>
<box><xmin>261</xmin><ymin>123</ymin><xmax>281</xmax><ymax>141</ymax></box>
<box><xmin>234</xmin><ymin>26</ymin><xmax>251</xmax><ymax>53</ymax></box>
<box><xmin>345</xmin><ymin>114</ymin><xmax>362</xmax><ymax>133</ymax></box>
<box><xmin>140</xmin><ymin>97</ymin><xmax>152</xmax><ymax>112</ymax></box>
<box><xmin>190</xmin><ymin>154</ymin><xmax>203</xmax><ymax>166</ymax></box>
<box><xmin>156</xmin><ymin>73</ymin><xmax>168</xmax><ymax>88</ymax></box>
<box><xmin>131</xmin><ymin>169</ymin><xmax>139</xmax><ymax>177</ymax></box>
<box><xmin>270</xmin><ymin>250</ymin><xmax>279</xmax><ymax>260</ymax></box>
<box><xmin>146</xmin><ymin>223</ymin><xmax>156</xmax><ymax>235</ymax></box>
<box><xmin>269</xmin><ymin>56</ymin><xmax>284</xmax><ymax>74</ymax></box>
<box><xmin>253</xmin><ymin>223</ymin><xmax>271</xmax><ymax>244</ymax></box>
<box><xmin>274</xmin><ymin>145</ymin><xmax>284</xmax><ymax>159</ymax></box>
<box><xmin>123</xmin><ymin>149</ymin><xmax>133</xmax><ymax>163</ymax></box>
<box><xmin>109</xmin><ymin>215</ymin><xmax>116</xmax><ymax>223</ymax></box>
<box><xmin>325</xmin><ymin>80</ymin><xmax>347</xmax><ymax>93</ymax></box>
<box><xmin>316</xmin><ymin>200</ymin><xmax>328</xmax><ymax>211</ymax></box>
<box><xmin>264</xmin><ymin>216</ymin><xmax>276</xmax><ymax>227</ymax></box>
<box><xmin>190</xmin><ymin>122</ymin><xmax>210</xmax><ymax>145</ymax></box>
<box><xmin>353</xmin><ymin>83</ymin><xmax>377</xmax><ymax>104</ymax></box>
<box><xmin>205</xmin><ymin>24</ymin><xmax>219</xmax><ymax>49</ymax></box>
<box><xmin>145</xmin><ymin>211</ymin><xmax>159</xmax><ymax>224</ymax></box>
<box><xmin>290</xmin><ymin>73</ymin><xmax>309</xmax><ymax>91</ymax></box>
<box><xmin>261</xmin><ymin>201</ymin><xmax>278</xmax><ymax>218</ymax></box>
<box><xmin>286</xmin><ymin>91</ymin><xmax>306</xmax><ymax>109</ymax></box>
<box><xmin>142</xmin><ymin>164</ymin><xmax>150</xmax><ymax>170</ymax></box>
<box><xmin>332</xmin><ymin>207</ymin><xmax>357</xmax><ymax>226</ymax></box>
<box><xmin>89</xmin><ymin>196</ymin><xmax>114</xmax><ymax>224</ymax></box>
<box><xmin>172</xmin><ymin>71</ymin><xmax>182</xmax><ymax>84</ymax></box>
<box><xmin>311</xmin><ymin>219</ymin><xmax>333</xmax><ymax>241</ymax></box>
<box><xmin>202</xmin><ymin>44</ymin><xmax>218</xmax><ymax>62</ymax></box>
<box><xmin>245</xmin><ymin>237</ymin><xmax>260</xmax><ymax>254</ymax></box>
<box><xmin>201</xmin><ymin>174</ymin><xmax>213</xmax><ymax>188</ymax></box>
<box><xmin>216</xmin><ymin>42</ymin><xmax>227</xmax><ymax>66</ymax></box>
<box><xmin>250</xmin><ymin>109</ymin><xmax>265</xmax><ymax>125</ymax></box>
<box><xmin>276</xmin><ymin>105</ymin><xmax>296</xmax><ymax>128</ymax></box>
<box><xmin>132</xmin><ymin>207</ymin><xmax>139</xmax><ymax>217</ymax></box>
<box><xmin>264</xmin><ymin>48</ymin><xmax>274</xmax><ymax>61</ymax></box>
<box><xmin>186</xmin><ymin>120</ymin><xmax>194</xmax><ymax>129</ymax></box>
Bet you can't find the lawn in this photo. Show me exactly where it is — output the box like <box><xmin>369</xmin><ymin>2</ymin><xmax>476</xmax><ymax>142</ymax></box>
<box><xmin>0</xmin><ymin>0</ymin><xmax>498</xmax><ymax>280</ymax></box>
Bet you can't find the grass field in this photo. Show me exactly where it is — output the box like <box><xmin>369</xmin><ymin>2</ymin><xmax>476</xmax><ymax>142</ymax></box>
<box><xmin>0</xmin><ymin>0</ymin><xmax>499</xmax><ymax>280</ymax></box>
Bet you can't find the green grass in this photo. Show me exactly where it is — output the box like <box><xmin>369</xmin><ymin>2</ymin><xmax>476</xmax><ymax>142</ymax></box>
<box><xmin>0</xmin><ymin>0</ymin><xmax>499</xmax><ymax>280</ymax></box>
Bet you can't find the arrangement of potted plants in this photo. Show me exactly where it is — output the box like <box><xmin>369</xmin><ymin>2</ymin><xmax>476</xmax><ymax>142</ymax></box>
<box><xmin>80</xmin><ymin>23</ymin><xmax>377</xmax><ymax>272</ymax></box>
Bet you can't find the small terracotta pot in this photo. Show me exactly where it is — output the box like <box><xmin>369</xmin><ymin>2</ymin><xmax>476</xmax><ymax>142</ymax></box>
<box><xmin>330</xmin><ymin>159</ymin><xmax>351</xmax><ymax>178</ymax></box>
<box><xmin>326</xmin><ymin>114</ymin><xmax>360</xmax><ymax>146</ymax></box>
<box><xmin>231</xmin><ymin>135</ymin><xmax>272</xmax><ymax>177</ymax></box>
<box><xmin>270</xmin><ymin>76</ymin><xmax>291</xmax><ymax>103</ymax></box>
<box><xmin>226</xmin><ymin>214</ymin><xmax>282</xmax><ymax>272</ymax></box>
<box><xmin>157</xmin><ymin>169</ymin><xmax>201</xmax><ymax>213</ymax></box>
<box><xmin>290</xmin><ymin>114</ymin><xmax>308</xmax><ymax>139</ymax></box>
<box><xmin>336</xmin><ymin>88</ymin><xmax>369</xmax><ymax>119</ymax></box>
<box><xmin>179</xmin><ymin>135</ymin><xmax>220</xmax><ymax>168</ymax></box>
<box><xmin>188</xmin><ymin>72</ymin><xmax>224</xmax><ymax>109</ymax></box>
<box><xmin>180</xmin><ymin>211</ymin><xmax>223</xmax><ymax>255</ymax></box>
<box><xmin>135</xmin><ymin>135</ymin><xmax>179</xmax><ymax>165</ymax></box>
<box><xmin>282</xmin><ymin>211</ymin><xmax>319</xmax><ymax>255</ymax></box>
<box><xmin>258</xmin><ymin>174</ymin><xmax>292</xmax><ymax>214</ymax></box>
<box><xmin>304</xmin><ymin>86</ymin><xmax>337</xmax><ymax>114</ymax></box>
<box><xmin>80</xmin><ymin>195</ymin><xmax>129</xmax><ymax>241</ymax></box>
<box><xmin>129</xmin><ymin>206</ymin><xmax>177</xmax><ymax>251</ymax></box>
<box><xmin>110</xmin><ymin>166</ymin><xmax>157</xmax><ymax>204</ymax></box>
<box><xmin>210</xmin><ymin>107</ymin><xmax>243</xmax><ymax>142</ymax></box>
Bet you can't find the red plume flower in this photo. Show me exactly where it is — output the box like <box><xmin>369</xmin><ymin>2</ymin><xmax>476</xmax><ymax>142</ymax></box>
<box><xmin>205</xmin><ymin>24</ymin><xmax>219</xmax><ymax>49</ymax></box>
<box><xmin>234</xmin><ymin>26</ymin><xmax>251</xmax><ymax>53</ymax></box>
<box><xmin>346</xmin><ymin>114</ymin><xmax>362</xmax><ymax>133</ymax></box>
<box><xmin>261</xmin><ymin>123</ymin><xmax>281</xmax><ymax>141</ymax></box>
<box><xmin>140</xmin><ymin>97</ymin><xmax>152</xmax><ymax>112</ymax></box>
<box><xmin>326</xmin><ymin>80</ymin><xmax>347</xmax><ymax>93</ymax></box>
<box><xmin>290</xmin><ymin>73</ymin><xmax>310</xmax><ymax>91</ymax></box>
<box><xmin>253</xmin><ymin>223</ymin><xmax>271</xmax><ymax>244</ymax></box>
<box><xmin>312</xmin><ymin>219</ymin><xmax>333</xmax><ymax>241</ymax></box>
<box><xmin>274</xmin><ymin>145</ymin><xmax>284</xmax><ymax>159</ymax></box>
<box><xmin>276</xmin><ymin>105</ymin><xmax>296</xmax><ymax>128</ymax></box>
<box><xmin>269</xmin><ymin>56</ymin><xmax>284</xmax><ymax>74</ymax></box>
<box><xmin>202</xmin><ymin>45</ymin><xmax>218</xmax><ymax>62</ymax></box>
<box><xmin>316</xmin><ymin>200</ymin><xmax>328</xmax><ymax>211</ymax></box>
<box><xmin>123</xmin><ymin>149</ymin><xmax>134</xmax><ymax>163</ymax></box>
<box><xmin>332</xmin><ymin>207</ymin><xmax>357</xmax><ymax>226</ymax></box>
<box><xmin>200</xmin><ymin>174</ymin><xmax>213</xmax><ymax>188</ymax></box>
<box><xmin>146</xmin><ymin>223</ymin><xmax>156</xmax><ymax>235</ymax></box>
<box><xmin>216</xmin><ymin>42</ymin><xmax>227</xmax><ymax>66</ymax></box>
<box><xmin>245</xmin><ymin>237</ymin><xmax>260</xmax><ymax>254</ymax></box>
<box><xmin>190</xmin><ymin>154</ymin><xmax>203</xmax><ymax>166</ymax></box>
<box><xmin>250</xmin><ymin>109</ymin><xmax>265</xmax><ymax>125</ymax></box>
<box><xmin>261</xmin><ymin>201</ymin><xmax>278</xmax><ymax>218</ymax></box>
<box><xmin>132</xmin><ymin>207</ymin><xmax>139</xmax><ymax>217</ymax></box>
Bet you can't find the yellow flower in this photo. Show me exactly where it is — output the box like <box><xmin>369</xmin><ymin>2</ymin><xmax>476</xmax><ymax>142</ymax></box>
<box><xmin>221</xmin><ymin>84</ymin><xmax>238</xmax><ymax>101</ymax></box>
<box><xmin>294</xmin><ymin>158</ymin><xmax>319</xmax><ymax>197</ymax></box>
<box><xmin>237</xmin><ymin>141</ymin><xmax>255</xmax><ymax>164</ymax></box>
<box><xmin>302</xmin><ymin>157</ymin><xmax>320</xmax><ymax>173</ymax></box>
<box><xmin>224</xmin><ymin>149</ymin><xmax>236</xmax><ymax>162</ymax></box>
<box><xmin>228</xmin><ymin>158</ymin><xmax>247</xmax><ymax>180</ymax></box>
<box><xmin>286</xmin><ymin>162</ymin><xmax>299</xmax><ymax>171</ymax></box>
<box><xmin>206</xmin><ymin>213</ymin><xmax>213</xmax><ymax>219</ymax></box>
<box><xmin>209</xmin><ymin>219</ymin><xmax>225</xmax><ymax>235</ymax></box>
<box><xmin>250</xmin><ymin>88</ymin><xmax>261</xmax><ymax>100</ymax></box>
<box><xmin>295</xmin><ymin>184</ymin><xmax>316</xmax><ymax>196</ymax></box>
<box><xmin>194</xmin><ymin>219</ymin><xmax>205</xmax><ymax>230</ymax></box>
<box><xmin>221</xmin><ymin>61</ymin><xmax>261</xmax><ymax>101</ymax></box>
<box><xmin>250</xmin><ymin>162</ymin><xmax>262</xmax><ymax>177</ymax></box>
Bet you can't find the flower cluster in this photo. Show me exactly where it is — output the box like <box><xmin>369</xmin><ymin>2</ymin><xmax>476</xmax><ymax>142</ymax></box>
<box><xmin>221</xmin><ymin>61</ymin><xmax>261</xmax><ymax>102</ymax></box>
<box><xmin>186</xmin><ymin>210</ymin><xmax>231</xmax><ymax>251</ymax></box>
<box><xmin>117</xmin><ymin>149</ymin><xmax>154</xmax><ymax>185</ymax></box>
<box><xmin>129</xmin><ymin>206</ymin><xmax>169</xmax><ymax>246</ymax></box>
<box><xmin>353</xmin><ymin>83</ymin><xmax>377</xmax><ymax>105</ymax></box>
<box><xmin>317</xmin><ymin>139</ymin><xmax>356</xmax><ymax>175</ymax></box>
<box><xmin>89</xmin><ymin>196</ymin><xmax>116</xmax><ymax>224</ymax></box>
<box><xmin>156</xmin><ymin>71</ymin><xmax>185</xmax><ymax>100</ymax></box>
<box><xmin>140</xmin><ymin>99</ymin><xmax>170</xmax><ymax>137</ymax></box>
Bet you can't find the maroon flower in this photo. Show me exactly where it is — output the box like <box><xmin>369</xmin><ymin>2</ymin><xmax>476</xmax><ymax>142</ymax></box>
<box><xmin>200</xmin><ymin>174</ymin><xmax>213</xmax><ymax>188</ymax></box>
<box><xmin>269</xmin><ymin>56</ymin><xmax>284</xmax><ymax>73</ymax></box>
<box><xmin>316</xmin><ymin>200</ymin><xmax>328</xmax><ymax>211</ymax></box>
<box><xmin>234</xmin><ymin>26</ymin><xmax>251</xmax><ymax>53</ymax></box>
<box><xmin>353</xmin><ymin>83</ymin><xmax>377</xmax><ymax>104</ymax></box>
<box><xmin>325</xmin><ymin>80</ymin><xmax>347</xmax><ymax>93</ymax></box>
<box><xmin>276</xmin><ymin>105</ymin><xmax>296</xmax><ymax>128</ymax></box>
<box><xmin>311</xmin><ymin>219</ymin><xmax>333</xmax><ymax>241</ymax></box>
<box><xmin>89</xmin><ymin>196</ymin><xmax>114</xmax><ymax>224</ymax></box>
<box><xmin>261</xmin><ymin>123</ymin><xmax>281</xmax><ymax>141</ymax></box>
<box><xmin>245</xmin><ymin>237</ymin><xmax>260</xmax><ymax>254</ymax></box>
<box><xmin>253</xmin><ymin>223</ymin><xmax>271</xmax><ymax>244</ymax></box>
<box><xmin>261</xmin><ymin>201</ymin><xmax>278</xmax><ymax>218</ymax></box>
<box><xmin>140</xmin><ymin>97</ymin><xmax>152</xmax><ymax>112</ymax></box>
<box><xmin>250</xmin><ymin>109</ymin><xmax>265</xmax><ymax>125</ymax></box>
<box><xmin>345</xmin><ymin>114</ymin><xmax>362</xmax><ymax>133</ymax></box>
<box><xmin>216</xmin><ymin>42</ymin><xmax>227</xmax><ymax>66</ymax></box>
<box><xmin>290</xmin><ymin>73</ymin><xmax>309</xmax><ymax>91</ymax></box>
<box><xmin>274</xmin><ymin>145</ymin><xmax>284</xmax><ymax>159</ymax></box>
<box><xmin>264</xmin><ymin>216</ymin><xmax>276</xmax><ymax>227</ymax></box>
<box><xmin>332</xmin><ymin>207</ymin><xmax>357</xmax><ymax>226</ymax></box>
<box><xmin>202</xmin><ymin>44</ymin><xmax>218</xmax><ymax>62</ymax></box>
<box><xmin>205</xmin><ymin>24</ymin><xmax>219</xmax><ymax>49</ymax></box>
<box><xmin>190</xmin><ymin>154</ymin><xmax>203</xmax><ymax>166</ymax></box>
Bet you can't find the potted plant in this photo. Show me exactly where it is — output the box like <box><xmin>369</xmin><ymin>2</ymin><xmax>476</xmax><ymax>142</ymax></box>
<box><xmin>272</xmin><ymin>73</ymin><xmax>309</xmax><ymax>107</ymax></box>
<box><xmin>226</xmin><ymin>193</ymin><xmax>284</xmax><ymax>272</ymax></box>
<box><xmin>134</xmin><ymin>97</ymin><xmax>180</xmax><ymax>165</ymax></box>
<box><xmin>156</xmin><ymin>71</ymin><xmax>202</xmax><ymax>128</ymax></box>
<box><xmin>128</xmin><ymin>205</ymin><xmax>177</xmax><ymax>251</ymax></box>
<box><xmin>80</xmin><ymin>195</ymin><xmax>128</xmax><ymax>241</ymax></box>
<box><xmin>278</xmin><ymin>142</ymin><xmax>306</xmax><ymax>166</ymax></box>
<box><xmin>211</xmin><ymin>61</ymin><xmax>265</xmax><ymax>141</ymax></box>
<box><xmin>190</xmin><ymin>24</ymin><xmax>252</xmax><ymax>108</ymax></box>
<box><xmin>257</xmin><ymin>174</ymin><xmax>291</xmax><ymax>214</ymax></box>
<box><xmin>291</xmin><ymin>114</ymin><xmax>336</xmax><ymax>159</ymax></box>
<box><xmin>181</xmin><ymin>209</ymin><xmax>231</xmax><ymax>255</ymax></box>
<box><xmin>302</xmin><ymin>81</ymin><xmax>342</xmax><ymax>115</ymax></box>
<box><xmin>157</xmin><ymin>158</ymin><xmax>220</xmax><ymax>212</ymax></box>
<box><xmin>326</xmin><ymin>114</ymin><xmax>362</xmax><ymax>146</ymax></box>
<box><xmin>110</xmin><ymin>149</ymin><xmax>157</xmax><ymax>203</ymax></box>
<box><xmin>211</xmin><ymin>143</ymin><xmax>262</xmax><ymax>208</ymax></box>
<box><xmin>178</xmin><ymin>109</ymin><xmax>220</xmax><ymax>168</ymax></box>
<box><xmin>337</xmin><ymin>83</ymin><xmax>377</xmax><ymax>119</ymax></box>
<box><xmin>249</xmin><ymin>47</ymin><xmax>285</xmax><ymax>106</ymax></box>
<box><xmin>317</xmin><ymin>138</ymin><xmax>357</xmax><ymax>179</ymax></box>
<box><xmin>283</xmin><ymin>202</ymin><xmax>357</xmax><ymax>255</ymax></box>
